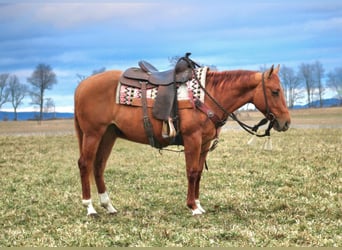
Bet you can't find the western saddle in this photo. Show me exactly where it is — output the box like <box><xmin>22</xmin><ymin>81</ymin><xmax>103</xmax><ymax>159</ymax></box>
<box><xmin>120</xmin><ymin>55</ymin><xmax>194</xmax><ymax>88</ymax></box>
<box><xmin>119</xmin><ymin>53</ymin><xmax>199</xmax><ymax>148</ymax></box>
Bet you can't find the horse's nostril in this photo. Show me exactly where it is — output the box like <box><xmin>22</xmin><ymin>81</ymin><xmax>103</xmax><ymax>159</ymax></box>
<box><xmin>284</xmin><ymin>121</ymin><xmax>290</xmax><ymax>130</ymax></box>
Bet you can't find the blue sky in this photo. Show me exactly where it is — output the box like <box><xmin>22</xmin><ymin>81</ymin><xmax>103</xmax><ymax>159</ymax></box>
<box><xmin>1</xmin><ymin>0</ymin><xmax>341</xmax><ymax>112</ymax></box>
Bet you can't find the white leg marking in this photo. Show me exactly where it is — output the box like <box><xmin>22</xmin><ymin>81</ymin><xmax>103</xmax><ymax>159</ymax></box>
<box><xmin>195</xmin><ymin>199</ymin><xmax>206</xmax><ymax>213</ymax></box>
<box><xmin>192</xmin><ymin>208</ymin><xmax>203</xmax><ymax>215</ymax></box>
<box><xmin>82</xmin><ymin>199</ymin><xmax>97</xmax><ymax>215</ymax></box>
<box><xmin>99</xmin><ymin>192</ymin><xmax>117</xmax><ymax>214</ymax></box>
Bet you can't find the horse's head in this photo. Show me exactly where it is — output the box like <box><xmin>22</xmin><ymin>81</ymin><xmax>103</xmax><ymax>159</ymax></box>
<box><xmin>253</xmin><ymin>65</ymin><xmax>291</xmax><ymax>132</ymax></box>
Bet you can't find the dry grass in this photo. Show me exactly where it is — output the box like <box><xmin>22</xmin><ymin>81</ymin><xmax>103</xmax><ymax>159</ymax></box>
<box><xmin>237</xmin><ymin>106</ymin><xmax>342</xmax><ymax>128</ymax></box>
<box><xmin>0</xmin><ymin>119</ymin><xmax>74</xmax><ymax>136</ymax></box>
<box><xmin>0</xmin><ymin>108</ymin><xmax>341</xmax><ymax>246</ymax></box>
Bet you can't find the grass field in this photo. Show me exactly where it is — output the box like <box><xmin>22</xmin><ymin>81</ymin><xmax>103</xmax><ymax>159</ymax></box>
<box><xmin>0</xmin><ymin>108</ymin><xmax>341</xmax><ymax>246</ymax></box>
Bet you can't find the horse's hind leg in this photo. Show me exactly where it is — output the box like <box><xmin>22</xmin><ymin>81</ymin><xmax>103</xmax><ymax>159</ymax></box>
<box><xmin>94</xmin><ymin>125</ymin><xmax>118</xmax><ymax>214</ymax></box>
<box><xmin>78</xmin><ymin>133</ymin><xmax>102</xmax><ymax>216</ymax></box>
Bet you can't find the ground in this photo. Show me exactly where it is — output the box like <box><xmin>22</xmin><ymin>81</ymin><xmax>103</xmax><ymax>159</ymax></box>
<box><xmin>0</xmin><ymin>107</ymin><xmax>341</xmax><ymax>247</ymax></box>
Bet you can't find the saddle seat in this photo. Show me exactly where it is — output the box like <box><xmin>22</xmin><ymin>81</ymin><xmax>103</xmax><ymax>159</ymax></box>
<box><xmin>120</xmin><ymin>59</ymin><xmax>192</xmax><ymax>88</ymax></box>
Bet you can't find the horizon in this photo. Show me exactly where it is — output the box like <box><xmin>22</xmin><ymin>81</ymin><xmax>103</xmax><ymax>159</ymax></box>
<box><xmin>1</xmin><ymin>97</ymin><xmax>340</xmax><ymax>115</ymax></box>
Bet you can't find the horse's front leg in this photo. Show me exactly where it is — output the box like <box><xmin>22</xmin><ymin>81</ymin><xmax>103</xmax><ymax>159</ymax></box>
<box><xmin>183</xmin><ymin>132</ymin><xmax>205</xmax><ymax>215</ymax></box>
<box><xmin>193</xmin><ymin>150</ymin><xmax>209</xmax><ymax>214</ymax></box>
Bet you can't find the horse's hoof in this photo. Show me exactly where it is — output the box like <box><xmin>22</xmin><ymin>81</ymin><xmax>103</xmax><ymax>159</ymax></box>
<box><xmin>108</xmin><ymin>211</ymin><xmax>118</xmax><ymax>216</ymax></box>
<box><xmin>195</xmin><ymin>200</ymin><xmax>206</xmax><ymax>213</ymax></box>
<box><xmin>101</xmin><ymin>204</ymin><xmax>118</xmax><ymax>214</ymax></box>
<box><xmin>88</xmin><ymin>213</ymin><xmax>100</xmax><ymax>218</ymax></box>
<box><xmin>192</xmin><ymin>208</ymin><xmax>204</xmax><ymax>216</ymax></box>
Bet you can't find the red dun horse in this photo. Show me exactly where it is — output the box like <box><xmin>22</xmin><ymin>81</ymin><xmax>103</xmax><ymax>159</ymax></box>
<box><xmin>74</xmin><ymin>63</ymin><xmax>291</xmax><ymax>216</ymax></box>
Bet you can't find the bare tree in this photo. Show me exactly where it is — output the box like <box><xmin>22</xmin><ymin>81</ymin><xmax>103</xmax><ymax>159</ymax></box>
<box><xmin>298</xmin><ymin>63</ymin><xmax>315</xmax><ymax>107</ymax></box>
<box><xmin>259</xmin><ymin>64</ymin><xmax>269</xmax><ymax>72</ymax></box>
<box><xmin>169</xmin><ymin>55</ymin><xmax>214</xmax><ymax>70</ymax></box>
<box><xmin>76</xmin><ymin>67</ymin><xmax>106</xmax><ymax>83</ymax></box>
<box><xmin>312</xmin><ymin>61</ymin><xmax>325</xmax><ymax>107</ymax></box>
<box><xmin>0</xmin><ymin>73</ymin><xmax>10</xmax><ymax>109</ymax></box>
<box><xmin>76</xmin><ymin>73</ymin><xmax>86</xmax><ymax>83</ymax></box>
<box><xmin>44</xmin><ymin>97</ymin><xmax>56</xmax><ymax>119</ymax></box>
<box><xmin>8</xmin><ymin>75</ymin><xmax>28</xmax><ymax>121</ymax></box>
<box><xmin>169</xmin><ymin>56</ymin><xmax>181</xmax><ymax>67</ymax></box>
<box><xmin>327</xmin><ymin>67</ymin><xmax>342</xmax><ymax>106</ymax></box>
<box><xmin>279</xmin><ymin>65</ymin><xmax>302</xmax><ymax>108</ymax></box>
<box><xmin>279</xmin><ymin>65</ymin><xmax>290</xmax><ymax>104</ymax></box>
<box><xmin>92</xmin><ymin>67</ymin><xmax>106</xmax><ymax>75</ymax></box>
<box><xmin>208</xmin><ymin>65</ymin><xmax>218</xmax><ymax>71</ymax></box>
<box><xmin>27</xmin><ymin>64</ymin><xmax>57</xmax><ymax>122</ymax></box>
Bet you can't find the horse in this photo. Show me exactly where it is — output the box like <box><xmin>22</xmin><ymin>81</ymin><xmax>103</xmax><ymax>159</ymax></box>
<box><xmin>74</xmin><ymin>61</ymin><xmax>291</xmax><ymax>216</ymax></box>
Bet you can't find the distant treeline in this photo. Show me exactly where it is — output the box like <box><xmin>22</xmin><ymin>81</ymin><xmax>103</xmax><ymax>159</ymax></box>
<box><xmin>0</xmin><ymin>111</ymin><xmax>73</xmax><ymax>121</ymax></box>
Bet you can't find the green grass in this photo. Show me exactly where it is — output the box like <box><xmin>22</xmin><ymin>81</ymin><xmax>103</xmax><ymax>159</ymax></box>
<box><xmin>0</xmin><ymin>128</ymin><xmax>341</xmax><ymax>246</ymax></box>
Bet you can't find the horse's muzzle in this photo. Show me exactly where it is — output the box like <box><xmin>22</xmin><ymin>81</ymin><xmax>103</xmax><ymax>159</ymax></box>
<box><xmin>273</xmin><ymin>119</ymin><xmax>291</xmax><ymax>132</ymax></box>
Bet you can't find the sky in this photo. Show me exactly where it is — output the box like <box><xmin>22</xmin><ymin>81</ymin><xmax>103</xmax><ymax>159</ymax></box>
<box><xmin>1</xmin><ymin>0</ymin><xmax>342</xmax><ymax>112</ymax></box>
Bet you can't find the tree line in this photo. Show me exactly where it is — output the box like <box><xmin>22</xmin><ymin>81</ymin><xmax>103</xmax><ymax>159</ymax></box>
<box><xmin>277</xmin><ymin>62</ymin><xmax>342</xmax><ymax>108</ymax></box>
<box><xmin>0</xmin><ymin>64</ymin><xmax>106</xmax><ymax>121</ymax></box>
<box><xmin>1</xmin><ymin>61</ymin><xmax>342</xmax><ymax>121</ymax></box>
<box><xmin>0</xmin><ymin>64</ymin><xmax>57</xmax><ymax>121</ymax></box>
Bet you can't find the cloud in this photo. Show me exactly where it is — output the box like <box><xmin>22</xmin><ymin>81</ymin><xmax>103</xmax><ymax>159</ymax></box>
<box><xmin>1</xmin><ymin>0</ymin><xmax>341</xmax><ymax>111</ymax></box>
<box><xmin>303</xmin><ymin>17</ymin><xmax>342</xmax><ymax>33</ymax></box>
<box><xmin>34</xmin><ymin>2</ymin><xmax>144</xmax><ymax>29</ymax></box>
<box><xmin>27</xmin><ymin>2</ymin><xmax>197</xmax><ymax>31</ymax></box>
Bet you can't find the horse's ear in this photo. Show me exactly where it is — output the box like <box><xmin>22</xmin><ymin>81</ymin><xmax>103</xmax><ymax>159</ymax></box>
<box><xmin>274</xmin><ymin>64</ymin><xmax>280</xmax><ymax>74</ymax></box>
<box><xmin>266</xmin><ymin>64</ymin><xmax>274</xmax><ymax>78</ymax></box>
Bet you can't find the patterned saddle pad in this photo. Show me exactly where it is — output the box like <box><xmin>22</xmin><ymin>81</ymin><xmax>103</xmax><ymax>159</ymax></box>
<box><xmin>116</xmin><ymin>67</ymin><xmax>208</xmax><ymax>108</ymax></box>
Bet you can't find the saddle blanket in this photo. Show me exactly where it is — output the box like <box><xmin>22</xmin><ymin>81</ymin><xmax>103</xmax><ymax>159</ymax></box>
<box><xmin>116</xmin><ymin>67</ymin><xmax>208</xmax><ymax>108</ymax></box>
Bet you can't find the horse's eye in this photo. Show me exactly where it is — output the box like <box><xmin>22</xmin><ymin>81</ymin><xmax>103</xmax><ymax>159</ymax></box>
<box><xmin>271</xmin><ymin>90</ymin><xmax>279</xmax><ymax>96</ymax></box>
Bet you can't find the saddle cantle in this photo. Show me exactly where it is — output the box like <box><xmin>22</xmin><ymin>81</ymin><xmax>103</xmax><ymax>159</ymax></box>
<box><xmin>138</xmin><ymin>60</ymin><xmax>158</xmax><ymax>72</ymax></box>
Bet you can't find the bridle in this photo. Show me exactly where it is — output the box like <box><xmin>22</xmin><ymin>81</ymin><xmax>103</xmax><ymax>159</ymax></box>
<box><xmin>230</xmin><ymin>72</ymin><xmax>276</xmax><ymax>137</ymax></box>
<box><xmin>180</xmin><ymin>54</ymin><xmax>276</xmax><ymax>138</ymax></box>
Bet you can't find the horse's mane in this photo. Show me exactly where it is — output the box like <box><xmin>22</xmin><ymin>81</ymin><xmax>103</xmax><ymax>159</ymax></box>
<box><xmin>206</xmin><ymin>69</ymin><xmax>257</xmax><ymax>87</ymax></box>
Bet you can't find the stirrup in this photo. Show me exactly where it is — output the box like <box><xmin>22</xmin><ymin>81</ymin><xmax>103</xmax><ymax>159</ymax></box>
<box><xmin>162</xmin><ymin>117</ymin><xmax>177</xmax><ymax>138</ymax></box>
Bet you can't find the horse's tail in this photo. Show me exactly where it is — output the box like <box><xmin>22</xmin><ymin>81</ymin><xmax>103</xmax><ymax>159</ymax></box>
<box><xmin>74</xmin><ymin>112</ymin><xmax>83</xmax><ymax>155</ymax></box>
<box><xmin>74</xmin><ymin>84</ymin><xmax>84</xmax><ymax>155</ymax></box>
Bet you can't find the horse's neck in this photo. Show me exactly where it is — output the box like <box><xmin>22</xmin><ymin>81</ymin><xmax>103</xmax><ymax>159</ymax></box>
<box><xmin>205</xmin><ymin>70</ymin><xmax>259</xmax><ymax>113</ymax></box>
